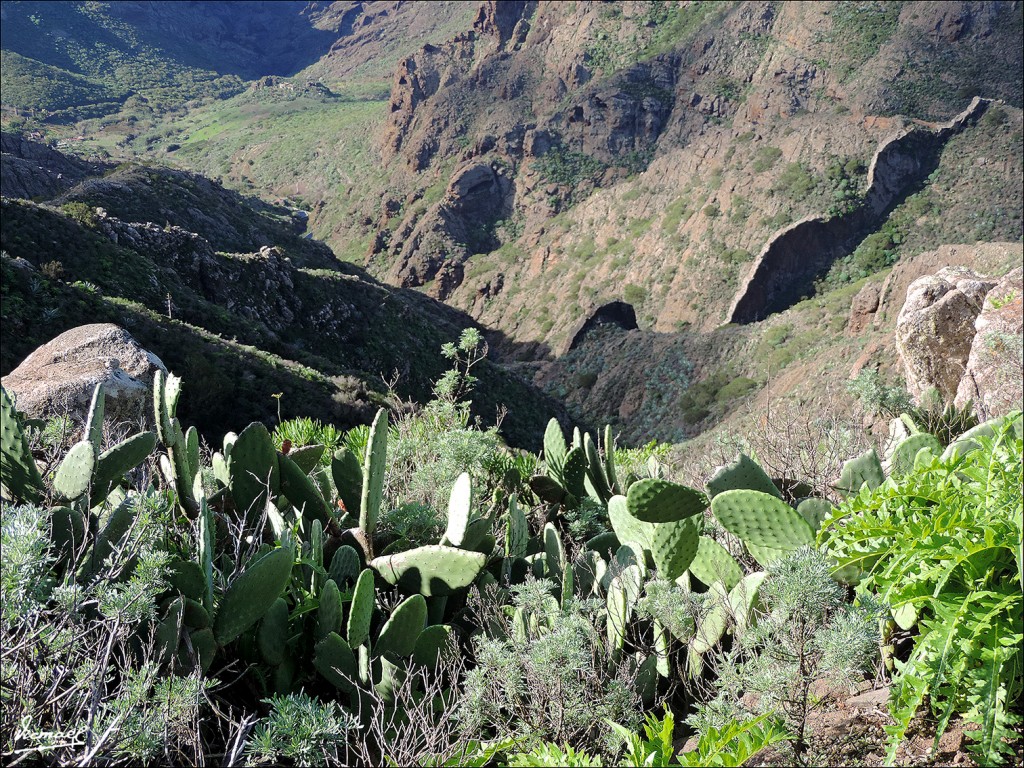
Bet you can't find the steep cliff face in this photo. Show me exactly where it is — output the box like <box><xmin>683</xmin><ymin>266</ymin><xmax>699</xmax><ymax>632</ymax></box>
<box><xmin>365</xmin><ymin>1</ymin><xmax>1018</xmax><ymax>348</ymax></box>
<box><xmin>357</xmin><ymin>0</ymin><xmax>1021</xmax><ymax>440</ymax></box>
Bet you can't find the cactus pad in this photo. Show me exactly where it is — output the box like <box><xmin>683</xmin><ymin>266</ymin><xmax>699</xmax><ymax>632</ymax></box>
<box><xmin>711</xmin><ymin>489</ymin><xmax>814</xmax><ymax>551</ymax></box>
<box><xmin>836</xmin><ymin>448</ymin><xmax>884</xmax><ymax>498</ymax></box>
<box><xmin>413</xmin><ymin>624</ymin><xmax>453</xmax><ymax>668</ymax></box>
<box><xmin>374</xmin><ymin>594</ymin><xmax>427</xmax><ymax>659</ymax></box>
<box><xmin>314</xmin><ymin>632</ymin><xmax>357</xmax><ymax>692</ymax></box>
<box><xmin>649</xmin><ymin>516</ymin><xmax>701</xmax><ymax>580</ymax></box>
<box><xmin>279</xmin><ymin>452</ymin><xmax>332</xmax><ymax>527</ymax></box>
<box><xmin>213</xmin><ymin>545</ymin><xmax>293</xmax><ymax>646</ymax></box>
<box><xmin>796</xmin><ymin>498</ymin><xmax>832</xmax><ymax>533</ymax></box>
<box><xmin>84</xmin><ymin>384</ymin><xmax>105</xmax><ymax>450</ymax></box>
<box><xmin>688</xmin><ymin>536</ymin><xmax>743</xmax><ymax>591</ymax></box>
<box><xmin>371</xmin><ymin>545</ymin><xmax>487</xmax><ymax>596</ymax></box>
<box><xmin>608</xmin><ymin>495</ymin><xmax>655</xmax><ymax>551</ymax></box>
<box><xmin>329</xmin><ymin>545</ymin><xmax>361</xmax><ymax>587</ymax></box>
<box><xmin>706</xmin><ymin>453</ymin><xmax>781</xmax><ymax>499</ymax></box>
<box><xmin>316</xmin><ymin>579</ymin><xmax>343</xmax><ymax>641</ymax></box>
<box><xmin>346</xmin><ymin>568</ymin><xmax>375</xmax><ymax>647</ymax></box>
<box><xmin>890</xmin><ymin>434</ymin><xmax>942</xmax><ymax>478</ymax></box>
<box><xmin>627</xmin><ymin>478</ymin><xmax>707</xmax><ymax>523</ymax></box>
<box><xmin>93</xmin><ymin>431</ymin><xmax>157</xmax><ymax>502</ymax></box>
<box><xmin>1</xmin><ymin>386</ymin><xmax>43</xmax><ymax>503</ymax></box>
<box><xmin>543</xmin><ymin>418</ymin><xmax>567</xmax><ymax>475</ymax></box>
<box><xmin>258</xmin><ymin>597</ymin><xmax>290</xmax><ymax>666</ymax></box>
<box><xmin>288</xmin><ymin>444</ymin><xmax>325</xmax><ymax>474</ymax></box>
<box><xmin>227</xmin><ymin>422</ymin><xmax>279</xmax><ymax>523</ymax></box>
<box><xmin>505</xmin><ymin>495</ymin><xmax>529</xmax><ymax>560</ymax></box>
<box><xmin>443</xmin><ymin>472</ymin><xmax>472</xmax><ymax>546</ymax></box>
<box><xmin>53</xmin><ymin>440</ymin><xmax>96</xmax><ymax>501</ymax></box>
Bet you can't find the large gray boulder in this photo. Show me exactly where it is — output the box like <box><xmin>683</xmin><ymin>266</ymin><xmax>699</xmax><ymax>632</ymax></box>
<box><xmin>1</xmin><ymin>324</ymin><xmax>166</xmax><ymax>429</ymax></box>
<box><xmin>955</xmin><ymin>268</ymin><xmax>1024</xmax><ymax>419</ymax></box>
<box><xmin>895</xmin><ymin>267</ymin><xmax>996</xmax><ymax>402</ymax></box>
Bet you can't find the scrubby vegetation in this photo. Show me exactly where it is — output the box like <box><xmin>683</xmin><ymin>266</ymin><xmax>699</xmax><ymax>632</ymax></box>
<box><xmin>3</xmin><ymin>330</ymin><xmax>1021</xmax><ymax>767</ymax></box>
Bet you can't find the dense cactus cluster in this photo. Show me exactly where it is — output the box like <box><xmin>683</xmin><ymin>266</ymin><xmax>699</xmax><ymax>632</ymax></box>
<box><xmin>1</xmin><ymin>374</ymin><xmax>1020</xmax><ymax>766</ymax></box>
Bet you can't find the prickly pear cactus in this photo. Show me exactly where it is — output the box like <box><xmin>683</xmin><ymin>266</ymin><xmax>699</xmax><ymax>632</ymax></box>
<box><xmin>371</xmin><ymin>545</ymin><xmax>487</xmax><ymax>596</ymax></box>
<box><xmin>688</xmin><ymin>536</ymin><xmax>743</xmax><ymax>591</ymax></box>
<box><xmin>53</xmin><ymin>440</ymin><xmax>96</xmax><ymax>502</ymax></box>
<box><xmin>711</xmin><ymin>489</ymin><xmax>815</xmax><ymax>552</ymax></box>
<box><xmin>314</xmin><ymin>632</ymin><xmax>357</xmax><ymax>692</ymax></box>
<box><xmin>374</xmin><ymin>594</ymin><xmax>427</xmax><ymax>659</ymax></box>
<box><xmin>627</xmin><ymin>478</ymin><xmax>707</xmax><ymax>523</ymax></box>
<box><xmin>359</xmin><ymin>408</ymin><xmax>388</xmax><ymax>539</ymax></box>
<box><xmin>1</xmin><ymin>385</ymin><xmax>43</xmax><ymax>503</ymax></box>
<box><xmin>443</xmin><ymin>472</ymin><xmax>472</xmax><ymax>546</ymax></box>
<box><xmin>649</xmin><ymin>516</ymin><xmax>701</xmax><ymax>580</ymax></box>
<box><xmin>607</xmin><ymin>495</ymin><xmax>655</xmax><ymax>551</ymax></box>
<box><xmin>706</xmin><ymin>454</ymin><xmax>782</xmax><ymax>499</ymax></box>
<box><xmin>347</xmin><ymin>569</ymin><xmax>375</xmax><ymax>648</ymax></box>
<box><xmin>213</xmin><ymin>545</ymin><xmax>294</xmax><ymax>646</ymax></box>
<box><xmin>227</xmin><ymin>421</ymin><xmax>280</xmax><ymax>524</ymax></box>
<box><xmin>836</xmin><ymin>448</ymin><xmax>885</xmax><ymax>498</ymax></box>
<box><xmin>93</xmin><ymin>431</ymin><xmax>157</xmax><ymax>502</ymax></box>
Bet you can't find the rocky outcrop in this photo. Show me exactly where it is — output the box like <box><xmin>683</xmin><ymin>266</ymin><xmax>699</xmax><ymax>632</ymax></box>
<box><xmin>728</xmin><ymin>98</ymin><xmax>991</xmax><ymax>324</ymax></box>
<box><xmin>895</xmin><ymin>267</ymin><xmax>996</xmax><ymax>402</ymax></box>
<box><xmin>386</xmin><ymin>160</ymin><xmax>515</xmax><ymax>298</ymax></box>
<box><xmin>0</xmin><ymin>131</ymin><xmax>106</xmax><ymax>200</ymax></box>
<box><xmin>955</xmin><ymin>267</ymin><xmax>1024</xmax><ymax>419</ymax></box>
<box><xmin>847</xmin><ymin>282</ymin><xmax>881</xmax><ymax>336</ymax></box>
<box><xmin>1</xmin><ymin>324</ymin><xmax>167</xmax><ymax>428</ymax></box>
<box><xmin>874</xmin><ymin>242</ymin><xmax>1023</xmax><ymax>326</ymax></box>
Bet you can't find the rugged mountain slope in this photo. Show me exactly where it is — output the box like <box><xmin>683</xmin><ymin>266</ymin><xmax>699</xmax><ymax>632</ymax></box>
<box><xmin>2</xmin><ymin>1</ymin><xmax>1020</xmax><ymax>446</ymax></box>
<box><xmin>0</xmin><ymin>137</ymin><xmax>565</xmax><ymax>447</ymax></box>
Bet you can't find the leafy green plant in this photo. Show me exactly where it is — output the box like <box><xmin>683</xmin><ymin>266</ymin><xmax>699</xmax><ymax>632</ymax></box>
<box><xmin>820</xmin><ymin>415</ymin><xmax>1024</xmax><ymax>765</ymax></box>
<box><xmin>273</xmin><ymin>416</ymin><xmax>343</xmax><ymax>461</ymax></box>
<box><xmin>505</xmin><ymin>742</ymin><xmax>605</xmax><ymax>766</ymax></box>
<box><xmin>676</xmin><ymin>712</ymin><xmax>792</xmax><ymax>767</ymax></box>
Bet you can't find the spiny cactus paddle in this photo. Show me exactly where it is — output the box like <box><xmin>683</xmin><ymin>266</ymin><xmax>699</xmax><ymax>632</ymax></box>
<box><xmin>257</xmin><ymin>598</ymin><xmax>290</xmax><ymax>667</ymax></box>
<box><xmin>1</xmin><ymin>386</ymin><xmax>44</xmax><ymax>503</ymax></box>
<box><xmin>836</xmin><ymin>448</ymin><xmax>885</xmax><ymax>498</ymax></box>
<box><xmin>359</xmin><ymin>408</ymin><xmax>388</xmax><ymax>544</ymax></box>
<box><xmin>84</xmin><ymin>383</ymin><xmax>105</xmax><ymax>451</ymax></box>
<box><xmin>279</xmin><ymin>451</ymin><xmax>332</xmax><ymax>528</ymax></box>
<box><xmin>347</xmin><ymin>568</ymin><xmax>375</xmax><ymax>648</ymax></box>
<box><xmin>443</xmin><ymin>472</ymin><xmax>472</xmax><ymax>546</ymax></box>
<box><xmin>505</xmin><ymin>495</ymin><xmax>529</xmax><ymax>560</ymax></box>
<box><xmin>711</xmin><ymin>489</ymin><xmax>815</xmax><ymax>551</ymax></box>
<box><xmin>371</xmin><ymin>545</ymin><xmax>487</xmax><ymax>596</ymax></box>
<box><xmin>583</xmin><ymin>431</ymin><xmax>612</xmax><ymax>503</ymax></box>
<box><xmin>543</xmin><ymin>417</ymin><xmax>567</xmax><ymax>476</ymax></box>
<box><xmin>649</xmin><ymin>516</ymin><xmax>701</xmax><ymax>580</ymax></box>
<box><xmin>608</xmin><ymin>494</ymin><xmax>655</xmax><ymax>551</ymax></box>
<box><xmin>213</xmin><ymin>544</ymin><xmax>294</xmax><ymax>646</ymax></box>
<box><xmin>316</xmin><ymin>579</ymin><xmax>343</xmax><ymax>641</ymax></box>
<box><xmin>706</xmin><ymin>453</ymin><xmax>782</xmax><ymax>499</ymax></box>
<box><xmin>374</xmin><ymin>594</ymin><xmax>427</xmax><ymax>659</ymax></box>
<box><xmin>331</xmin><ymin>446</ymin><xmax>362</xmax><ymax>518</ymax></box>
<box><xmin>329</xmin><ymin>545</ymin><xmax>362</xmax><ymax>587</ymax></box>
<box><xmin>889</xmin><ymin>433</ymin><xmax>942</xmax><ymax>478</ymax></box>
<box><xmin>288</xmin><ymin>443</ymin><xmax>324</xmax><ymax>474</ymax></box>
<box><xmin>627</xmin><ymin>478</ymin><xmax>707</xmax><ymax>523</ymax></box>
<box><xmin>53</xmin><ymin>440</ymin><xmax>96</xmax><ymax>502</ymax></box>
<box><xmin>227</xmin><ymin>421</ymin><xmax>279</xmax><ymax>525</ymax></box>
<box><xmin>93</xmin><ymin>431</ymin><xmax>157</xmax><ymax>503</ymax></box>
<box><xmin>796</xmin><ymin>497</ymin><xmax>832</xmax><ymax>534</ymax></box>
<box><xmin>414</xmin><ymin>624</ymin><xmax>453</xmax><ymax>668</ymax></box>
<box><xmin>688</xmin><ymin>536</ymin><xmax>743</xmax><ymax>591</ymax></box>
<box><xmin>314</xmin><ymin>632</ymin><xmax>357</xmax><ymax>693</ymax></box>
